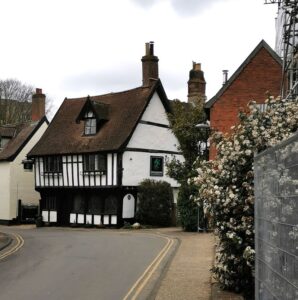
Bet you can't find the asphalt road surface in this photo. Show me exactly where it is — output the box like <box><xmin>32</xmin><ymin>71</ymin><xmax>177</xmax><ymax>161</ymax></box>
<box><xmin>0</xmin><ymin>227</ymin><xmax>167</xmax><ymax>300</ymax></box>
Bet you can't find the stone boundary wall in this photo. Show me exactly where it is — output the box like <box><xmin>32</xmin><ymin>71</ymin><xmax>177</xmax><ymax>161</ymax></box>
<box><xmin>254</xmin><ymin>132</ymin><xmax>298</xmax><ymax>300</ymax></box>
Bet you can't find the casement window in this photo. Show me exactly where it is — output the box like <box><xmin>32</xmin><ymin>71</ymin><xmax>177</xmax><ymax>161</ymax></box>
<box><xmin>150</xmin><ymin>156</ymin><xmax>164</xmax><ymax>176</ymax></box>
<box><xmin>84</xmin><ymin>111</ymin><xmax>97</xmax><ymax>135</ymax></box>
<box><xmin>83</xmin><ymin>154</ymin><xmax>107</xmax><ymax>173</ymax></box>
<box><xmin>44</xmin><ymin>156</ymin><xmax>62</xmax><ymax>173</ymax></box>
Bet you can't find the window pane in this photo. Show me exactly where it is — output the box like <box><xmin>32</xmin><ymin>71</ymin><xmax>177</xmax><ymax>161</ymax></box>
<box><xmin>89</xmin><ymin>154</ymin><xmax>95</xmax><ymax>171</ymax></box>
<box><xmin>44</xmin><ymin>157</ymin><xmax>62</xmax><ymax>173</ymax></box>
<box><xmin>90</xmin><ymin>118</ymin><xmax>96</xmax><ymax>126</ymax></box>
<box><xmin>90</xmin><ymin>119</ymin><xmax>96</xmax><ymax>134</ymax></box>
<box><xmin>84</xmin><ymin>118</ymin><xmax>96</xmax><ymax>135</ymax></box>
<box><xmin>98</xmin><ymin>155</ymin><xmax>106</xmax><ymax>172</ymax></box>
<box><xmin>84</xmin><ymin>154</ymin><xmax>106</xmax><ymax>172</ymax></box>
<box><xmin>85</xmin><ymin>126</ymin><xmax>91</xmax><ymax>135</ymax></box>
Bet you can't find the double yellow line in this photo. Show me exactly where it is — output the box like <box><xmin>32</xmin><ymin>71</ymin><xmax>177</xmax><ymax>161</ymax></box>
<box><xmin>0</xmin><ymin>233</ymin><xmax>24</xmax><ymax>260</ymax></box>
<box><xmin>123</xmin><ymin>234</ymin><xmax>175</xmax><ymax>300</ymax></box>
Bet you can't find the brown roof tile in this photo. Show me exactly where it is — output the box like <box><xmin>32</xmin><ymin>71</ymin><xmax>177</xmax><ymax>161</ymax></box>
<box><xmin>29</xmin><ymin>81</ymin><xmax>167</xmax><ymax>156</ymax></box>
<box><xmin>0</xmin><ymin>119</ymin><xmax>47</xmax><ymax>161</ymax></box>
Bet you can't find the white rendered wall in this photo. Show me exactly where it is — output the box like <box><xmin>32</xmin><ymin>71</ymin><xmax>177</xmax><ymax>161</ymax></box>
<box><xmin>141</xmin><ymin>92</ymin><xmax>169</xmax><ymax>125</ymax></box>
<box><xmin>127</xmin><ymin>124</ymin><xmax>179</xmax><ymax>151</ymax></box>
<box><xmin>127</xmin><ymin>93</ymin><xmax>180</xmax><ymax>152</ymax></box>
<box><xmin>122</xmin><ymin>151</ymin><xmax>183</xmax><ymax>187</ymax></box>
<box><xmin>123</xmin><ymin>91</ymin><xmax>184</xmax><ymax>187</ymax></box>
<box><xmin>9</xmin><ymin>121</ymin><xmax>48</xmax><ymax>220</ymax></box>
<box><xmin>0</xmin><ymin>162</ymin><xmax>11</xmax><ymax>220</ymax></box>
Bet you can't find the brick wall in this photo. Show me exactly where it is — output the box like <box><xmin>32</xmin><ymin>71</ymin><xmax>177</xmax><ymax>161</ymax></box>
<box><xmin>209</xmin><ymin>47</ymin><xmax>282</xmax><ymax>160</ymax></box>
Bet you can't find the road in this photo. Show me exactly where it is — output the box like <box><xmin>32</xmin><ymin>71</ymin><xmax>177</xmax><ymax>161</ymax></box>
<box><xmin>0</xmin><ymin>227</ymin><xmax>169</xmax><ymax>300</ymax></box>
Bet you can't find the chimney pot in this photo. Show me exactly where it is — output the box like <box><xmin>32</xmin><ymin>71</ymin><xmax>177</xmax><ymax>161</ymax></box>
<box><xmin>222</xmin><ymin>70</ymin><xmax>229</xmax><ymax>85</ymax></box>
<box><xmin>145</xmin><ymin>42</ymin><xmax>150</xmax><ymax>55</ymax></box>
<box><xmin>149</xmin><ymin>41</ymin><xmax>154</xmax><ymax>55</ymax></box>
<box><xmin>194</xmin><ymin>63</ymin><xmax>201</xmax><ymax>71</ymax></box>
<box><xmin>36</xmin><ymin>88</ymin><xmax>42</xmax><ymax>94</ymax></box>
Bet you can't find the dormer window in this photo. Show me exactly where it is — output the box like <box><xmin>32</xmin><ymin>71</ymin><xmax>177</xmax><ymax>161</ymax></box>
<box><xmin>77</xmin><ymin>97</ymin><xmax>110</xmax><ymax>136</ymax></box>
<box><xmin>84</xmin><ymin>111</ymin><xmax>97</xmax><ymax>135</ymax></box>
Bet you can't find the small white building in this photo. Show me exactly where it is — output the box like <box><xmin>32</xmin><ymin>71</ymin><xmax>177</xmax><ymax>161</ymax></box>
<box><xmin>28</xmin><ymin>42</ymin><xmax>184</xmax><ymax>227</ymax></box>
<box><xmin>0</xmin><ymin>89</ymin><xmax>48</xmax><ymax>224</ymax></box>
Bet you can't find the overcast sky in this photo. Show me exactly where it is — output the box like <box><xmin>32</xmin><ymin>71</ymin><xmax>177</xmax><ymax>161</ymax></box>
<box><xmin>0</xmin><ymin>0</ymin><xmax>278</xmax><ymax>117</ymax></box>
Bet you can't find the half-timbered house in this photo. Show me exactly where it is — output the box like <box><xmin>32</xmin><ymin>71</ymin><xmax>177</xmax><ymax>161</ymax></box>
<box><xmin>28</xmin><ymin>42</ymin><xmax>183</xmax><ymax>227</ymax></box>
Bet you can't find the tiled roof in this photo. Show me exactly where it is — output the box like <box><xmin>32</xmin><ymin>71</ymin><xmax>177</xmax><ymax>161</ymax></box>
<box><xmin>205</xmin><ymin>40</ymin><xmax>282</xmax><ymax>109</ymax></box>
<box><xmin>0</xmin><ymin>117</ymin><xmax>48</xmax><ymax>161</ymax></box>
<box><xmin>29</xmin><ymin>80</ymin><xmax>169</xmax><ymax>156</ymax></box>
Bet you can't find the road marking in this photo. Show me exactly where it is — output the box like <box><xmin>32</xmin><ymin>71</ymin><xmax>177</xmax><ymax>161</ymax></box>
<box><xmin>123</xmin><ymin>234</ymin><xmax>175</xmax><ymax>300</ymax></box>
<box><xmin>0</xmin><ymin>233</ymin><xmax>24</xmax><ymax>260</ymax></box>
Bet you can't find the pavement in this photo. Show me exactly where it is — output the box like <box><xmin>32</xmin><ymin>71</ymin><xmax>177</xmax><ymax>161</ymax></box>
<box><xmin>0</xmin><ymin>226</ymin><xmax>244</xmax><ymax>300</ymax></box>
<box><xmin>153</xmin><ymin>228</ymin><xmax>215</xmax><ymax>300</ymax></box>
<box><xmin>147</xmin><ymin>228</ymin><xmax>244</xmax><ymax>300</ymax></box>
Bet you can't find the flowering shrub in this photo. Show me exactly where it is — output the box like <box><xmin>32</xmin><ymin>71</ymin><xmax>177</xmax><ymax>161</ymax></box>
<box><xmin>193</xmin><ymin>96</ymin><xmax>298</xmax><ymax>297</ymax></box>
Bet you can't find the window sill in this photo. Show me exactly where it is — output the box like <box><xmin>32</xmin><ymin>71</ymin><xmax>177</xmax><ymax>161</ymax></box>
<box><xmin>81</xmin><ymin>171</ymin><xmax>107</xmax><ymax>175</ymax></box>
<box><xmin>42</xmin><ymin>172</ymin><xmax>62</xmax><ymax>176</ymax></box>
<box><xmin>150</xmin><ymin>173</ymin><xmax>163</xmax><ymax>177</ymax></box>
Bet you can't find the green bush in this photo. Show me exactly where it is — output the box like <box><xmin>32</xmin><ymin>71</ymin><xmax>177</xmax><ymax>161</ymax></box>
<box><xmin>177</xmin><ymin>182</ymin><xmax>198</xmax><ymax>232</ymax></box>
<box><xmin>136</xmin><ymin>179</ymin><xmax>173</xmax><ymax>227</ymax></box>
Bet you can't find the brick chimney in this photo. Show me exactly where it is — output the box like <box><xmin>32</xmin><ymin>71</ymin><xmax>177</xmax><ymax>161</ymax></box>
<box><xmin>141</xmin><ymin>41</ymin><xmax>159</xmax><ymax>86</ymax></box>
<box><xmin>187</xmin><ymin>62</ymin><xmax>206</xmax><ymax>104</ymax></box>
<box><xmin>32</xmin><ymin>88</ymin><xmax>46</xmax><ymax>121</ymax></box>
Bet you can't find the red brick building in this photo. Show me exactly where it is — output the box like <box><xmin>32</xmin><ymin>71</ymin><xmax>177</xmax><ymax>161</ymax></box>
<box><xmin>205</xmin><ymin>40</ymin><xmax>282</xmax><ymax>160</ymax></box>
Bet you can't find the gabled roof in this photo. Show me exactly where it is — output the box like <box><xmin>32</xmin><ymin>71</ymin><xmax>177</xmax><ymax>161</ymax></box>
<box><xmin>75</xmin><ymin>96</ymin><xmax>110</xmax><ymax>123</ymax></box>
<box><xmin>28</xmin><ymin>80</ymin><xmax>170</xmax><ymax>156</ymax></box>
<box><xmin>205</xmin><ymin>40</ymin><xmax>282</xmax><ymax>109</ymax></box>
<box><xmin>0</xmin><ymin>116</ymin><xmax>48</xmax><ymax>161</ymax></box>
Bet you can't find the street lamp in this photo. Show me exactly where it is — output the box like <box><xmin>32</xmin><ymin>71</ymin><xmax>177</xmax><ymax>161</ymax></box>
<box><xmin>195</xmin><ymin>123</ymin><xmax>210</xmax><ymax>232</ymax></box>
<box><xmin>195</xmin><ymin>123</ymin><xmax>210</xmax><ymax>160</ymax></box>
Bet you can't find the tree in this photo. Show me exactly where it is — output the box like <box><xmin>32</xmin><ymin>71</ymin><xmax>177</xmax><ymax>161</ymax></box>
<box><xmin>0</xmin><ymin>78</ymin><xmax>52</xmax><ymax>125</ymax></box>
<box><xmin>194</xmin><ymin>97</ymin><xmax>298</xmax><ymax>297</ymax></box>
<box><xmin>166</xmin><ymin>97</ymin><xmax>208</xmax><ymax>231</ymax></box>
<box><xmin>136</xmin><ymin>179</ymin><xmax>173</xmax><ymax>227</ymax></box>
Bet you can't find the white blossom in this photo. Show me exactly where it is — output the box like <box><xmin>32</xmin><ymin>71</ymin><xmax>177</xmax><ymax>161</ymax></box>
<box><xmin>193</xmin><ymin>96</ymin><xmax>298</xmax><ymax>292</ymax></box>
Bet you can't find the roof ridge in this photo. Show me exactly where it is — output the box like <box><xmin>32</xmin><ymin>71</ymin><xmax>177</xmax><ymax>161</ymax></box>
<box><xmin>205</xmin><ymin>40</ymin><xmax>282</xmax><ymax>109</ymax></box>
<box><xmin>66</xmin><ymin>85</ymin><xmax>152</xmax><ymax>101</ymax></box>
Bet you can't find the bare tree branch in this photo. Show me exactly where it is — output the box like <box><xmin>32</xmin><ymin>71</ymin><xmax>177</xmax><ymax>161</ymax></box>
<box><xmin>0</xmin><ymin>78</ymin><xmax>53</xmax><ymax>125</ymax></box>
